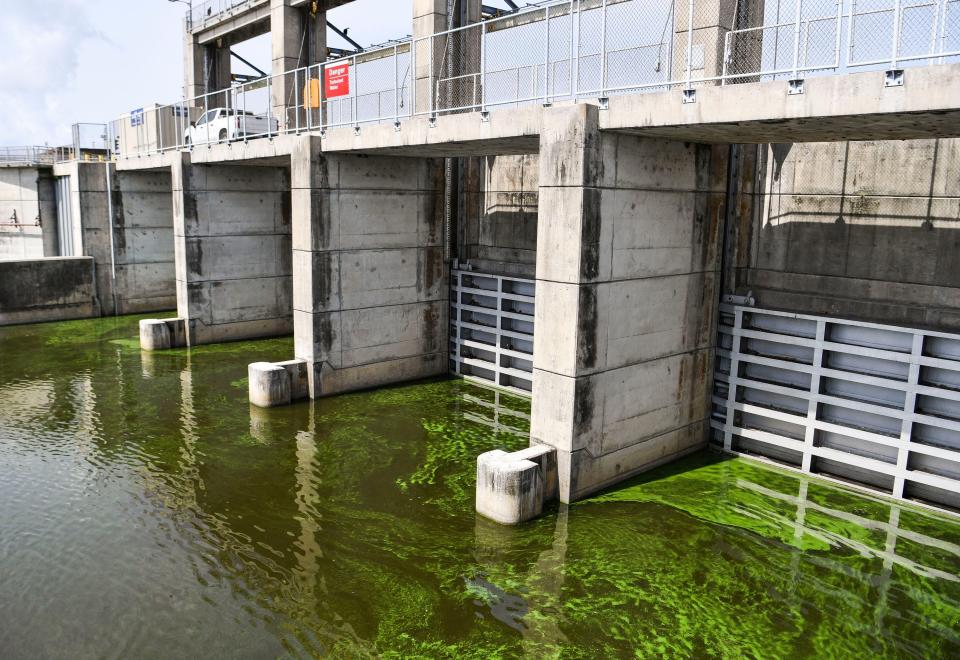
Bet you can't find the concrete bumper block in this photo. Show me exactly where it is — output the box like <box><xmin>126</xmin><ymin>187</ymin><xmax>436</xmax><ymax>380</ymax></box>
<box><xmin>248</xmin><ymin>358</ymin><xmax>310</xmax><ymax>408</ymax></box>
<box><xmin>139</xmin><ymin>318</ymin><xmax>187</xmax><ymax>351</ymax></box>
<box><xmin>476</xmin><ymin>445</ymin><xmax>558</xmax><ymax>525</ymax></box>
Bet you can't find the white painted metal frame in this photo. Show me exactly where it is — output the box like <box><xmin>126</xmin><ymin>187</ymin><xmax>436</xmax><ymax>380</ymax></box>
<box><xmin>712</xmin><ymin>304</ymin><xmax>960</xmax><ymax>510</ymax></box>
<box><xmin>450</xmin><ymin>269</ymin><xmax>535</xmax><ymax>396</ymax></box>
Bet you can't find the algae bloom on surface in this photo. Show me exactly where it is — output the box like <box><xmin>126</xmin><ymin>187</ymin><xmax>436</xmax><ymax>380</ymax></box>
<box><xmin>0</xmin><ymin>314</ymin><xmax>958</xmax><ymax>658</ymax></box>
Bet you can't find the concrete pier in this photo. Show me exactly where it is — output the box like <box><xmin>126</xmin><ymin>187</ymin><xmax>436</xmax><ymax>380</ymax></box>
<box><xmin>290</xmin><ymin>137</ymin><xmax>448</xmax><ymax>397</ymax></box>
<box><xmin>171</xmin><ymin>155</ymin><xmax>292</xmax><ymax>345</ymax></box>
<box><xmin>528</xmin><ymin>105</ymin><xmax>722</xmax><ymax>503</ymax></box>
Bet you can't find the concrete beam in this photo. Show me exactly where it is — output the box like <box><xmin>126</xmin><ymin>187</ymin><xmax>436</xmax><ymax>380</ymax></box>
<box><xmin>603</xmin><ymin>63</ymin><xmax>960</xmax><ymax>143</ymax></box>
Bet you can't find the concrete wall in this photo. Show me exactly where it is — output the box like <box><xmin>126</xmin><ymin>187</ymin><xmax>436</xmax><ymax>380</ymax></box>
<box><xmin>0</xmin><ymin>257</ymin><xmax>98</xmax><ymax>325</ymax></box>
<box><xmin>112</xmin><ymin>170</ymin><xmax>177</xmax><ymax>313</ymax></box>
<box><xmin>462</xmin><ymin>154</ymin><xmax>538</xmax><ymax>278</ymax></box>
<box><xmin>530</xmin><ymin>105</ymin><xmax>725</xmax><ymax>502</ymax></box>
<box><xmin>56</xmin><ymin>162</ymin><xmax>176</xmax><ymax>316</ymax></box>
<box><xmin>292</xmin><ymin>137</ymin><xmax>448</xmax><ymax>397</ymax></box>
<box><xmin>173</xmin><ymin>156</ymin><xmax>292</xmax><ymax>345</ymax></box>
<box><xmin>0</xmin><ymin>166</ymin><xmax>56</xmax><ymax>260</ymax></box>
<box><xmin>730</xmin><ymin>138</ymin><xmax>960</xmax><ymax>332</ymax></box>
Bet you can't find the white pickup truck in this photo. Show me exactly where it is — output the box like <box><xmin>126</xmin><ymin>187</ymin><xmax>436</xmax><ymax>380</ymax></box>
<box><xmin>182</xmin><ymin>108</ymin><xmax>279</xmax><ymax>145</ymax></box>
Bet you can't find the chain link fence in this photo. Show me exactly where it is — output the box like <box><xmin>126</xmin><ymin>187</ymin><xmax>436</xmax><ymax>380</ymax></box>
<box><xmin>113</xmin><ymin>0</ymin><xmax>960</xmax><ymax>158</ymax></box>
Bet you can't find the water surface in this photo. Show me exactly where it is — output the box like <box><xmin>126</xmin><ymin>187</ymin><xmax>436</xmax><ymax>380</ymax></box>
<box><xmin>0</xmin><ymin>314</ymin><xmax>958</xmax><ymax>658</ymax></box>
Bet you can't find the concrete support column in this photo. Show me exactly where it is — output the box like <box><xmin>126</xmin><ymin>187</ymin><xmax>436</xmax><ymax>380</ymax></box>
<box><xmin>673</xmin><ymin>0</ymin><xmax>766</xmax><ymax>82</ymax></box>
<box><xmin>184</xmin><ymin>29</ymin><xmax>232</xmax><ymax>103</ymax></box>
<box><xmin>290</xmin><ymin>136</ymin><xmax>448</xmax><ymax>398</ymax></box>
<box><xmin>412</xmin><ymin>0</ymin><xmax>483</xmax><ymax>115</ymax></box>
<box><xmin>270</xmin><ymin>0</ymin><xmax>326</xmax><ymax>130</ymax></box>
<box><xmin>529</xmin><ymin>105</ymin><xmax>725</xmax><ymax>503</ymax></box>
<box><xmin>171</xmin><ymin>154</ymin><xmax>292</xmax><ymax>345</ymax></box>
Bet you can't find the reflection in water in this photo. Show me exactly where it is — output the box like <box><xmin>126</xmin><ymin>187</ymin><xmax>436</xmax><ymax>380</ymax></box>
<box><xmin>0</xmin><ymin>314</ymin><xmax>958</xmax><ymax>658</ymax></box>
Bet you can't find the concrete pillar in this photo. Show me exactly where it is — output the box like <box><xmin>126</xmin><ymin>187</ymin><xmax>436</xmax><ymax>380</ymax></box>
<box><xmin>412</xmin><ymin>0</ymin><xmax>483</xmax><ymax>115</ymax></box>
<box><xmin>184</xmin><ymin>29</ymin><xmax>232</xmax><ymax>104</ymax></box>
<box><xmin>290</xmin><ymin>136</ymin><xmax>448</xmax><ymax>398</ymax></box>
<box><xmin>270</xmin><ymin>0</ymin><xmax>326</xmax><ymax>130</ymax></box>
<box><xmin>673</xmin><ymin>0</ymin><xmax>765</xmax><ymax>83</ymax></box>
<box><xmin>171</xmin><ymin>154</ymin><xmax>292</xmax><ymax>345</ymax></box>
<box><xmin>529</xmin><ymin>105</ymin><xmax>725</xmax><ymax>503</ymax></box>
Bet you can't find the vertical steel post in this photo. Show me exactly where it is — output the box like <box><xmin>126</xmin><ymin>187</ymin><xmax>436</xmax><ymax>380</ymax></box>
<box><xmin>833</xmin><ymin>0</ymin><xmax>843</xmax><ymax>71</ymax></box>
<box><xmin>847</xmin><ymin>0</ymin><xmax>858</xmax><ymax>65</ymax></box>
<box><xmin>685</xmin><ymin>0</ymin><xmax>695</xmax><ymax>88</ymax></box>
<box><xmin>394</xmin><ymin>44</ymin><xmax>400</xmax><ymax>124</ymax></box>
<box><xmin>573</xmin><ymin>0</ymin><xmax>582</xmax><ymax>97</ymax></box>
<box><xmin>295</xmin><ymin>68</ymin><xmax>301</xmax><ymax>134</ymax></box>
<box><xmin>569</xmin><ymin>0</ymin><xmax>575</xmax><ymax>97</ymax></box>
<box><xmin>600</xmin><ymin>0</ymin><xmax>608</xmax><ymax>96</ymax></box>
<box><xmin>544</xmin><ymin>4</ymin><xmax>551</xmax><ymax>104</ymax></box>
<box><xmin>267</xmin><ymin>76</ymin><xmax>273</xmax><ymax>138</ymax></box>
<box><xmin>891</xmin><ymin>0</ymin><xmax>902</xmax><ymax>69</ymax></box>
<box><xmin>158</xmin><ymin>107</ymin><xmax>164</xmax><ymax>152</ymax></box>
<box><xmin>667</xmin><ymin>3</ymin><xmax>675</xmax><ymax>83</ymax></box>
<box><xmin>429</xmin><ymin>35</ymin><xmax>435</xmax><ymax>117</ymax></box>
<box><xmin>481</xmin><ymin>22</ymin><xmax>488</xmax><ymax>112</ymax></box>
<box><xmin>792</xmin><ymin>0</ymin><xmax>804</xmax><ymax>79</ymax></box>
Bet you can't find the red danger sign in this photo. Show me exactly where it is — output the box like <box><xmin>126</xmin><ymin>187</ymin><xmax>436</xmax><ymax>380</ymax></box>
<box><xmin>325</xmin><ymin>63</ymin><xmax>350</xmax><ymax>98</ymax></box>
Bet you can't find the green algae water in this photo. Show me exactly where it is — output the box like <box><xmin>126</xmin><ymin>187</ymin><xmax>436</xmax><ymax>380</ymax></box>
<box><xmin>1</xmin><ymin>314</ymin><xmax>959</xmax><ymax>658</ymax></box>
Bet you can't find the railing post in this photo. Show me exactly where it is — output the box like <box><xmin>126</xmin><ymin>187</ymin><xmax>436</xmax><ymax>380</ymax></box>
<box><xmin>569</xmin><ymin>0</ymin><xmax>575</xmax><ymax>98</ymax></box>
<box><xmin>544</xmin><ymin>4</ymin><xmax>551</xmax><ymax>104</ymax></box>
<box><xmin>295</xmin><ymin>68</ymin><xmax>301</xmax><ymax>134</ymax></box>
<box><xmin>938</xmin><ymin>0</ymin><xmax>949</xmax><ymax>63</ymax></box>
<box><xmin>353</xmin><ymin>55</ymin><xmax>359</xmax><ymax>127</ymax></box>
<box><xmin>833</xmin><ymin>0</ymin><xmax>843</xmax><ymax>71</ymax></box>
<box><xmin>792</xmin><ymin>0</ymin><xmax>803</xmax><ymax>79</ymax></box>
<box><xmin>721</xmin><ymin>32</ymin><xmax>731</xmax><ymax>85</ymax></box>
<box><xmin>481</xmin><ymin>22</ymin><xmax>488</xmax><ymax>112</ymax></box>
<box><xmin>394</xmin><ymin>44</ymin><xmax>400</xmax><ymax>125</ymax></box>
<box><xmin>891</xmin><ymin>0</ymin><xmax>902</xmax><ymax>69</ymax></box>
<box><xmin>573</xmin><ymin>0</ymin><xmax>582</xmax><ymax>97</ymax></box>
<box><xmin>429</xmin><ymin>34</ymin><xmax>436</xmax><ymax>117</ymax></box>
<box><xmin>685</xmin><ymin>0</ymin><xmax>695</xmax><ymax>89</ymax></box>
<box><xmin>600</xmin><ymin>0</ymin><xmax>608</xmax><ymax>96</ymax></box>
<box><xmin>667</xmin><ymin>3</ymin><xmax>675</xmax><ymax>83</ymax></box>
<box><xmin>267</xmin><ymin>77</ymin><xmax>273</xmax><ymax>138</ymax></box>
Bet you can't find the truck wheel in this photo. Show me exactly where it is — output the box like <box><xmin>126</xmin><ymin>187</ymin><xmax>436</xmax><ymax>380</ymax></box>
<box><xmin>219</xmin><ymin>129</ymin><xmax>228</xmax><ymax>142</ymax></box>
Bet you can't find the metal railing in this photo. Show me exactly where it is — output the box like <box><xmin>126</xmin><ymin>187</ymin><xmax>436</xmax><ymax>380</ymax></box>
<box><xmin>0</xmin><ymin>146</ymin><xmax>68</xmax><ymax>166</ymax></box>
<box><xmin>117</xmin><ymin>0</ymin><xmax>960</xmax><ymax>158</ymax></box>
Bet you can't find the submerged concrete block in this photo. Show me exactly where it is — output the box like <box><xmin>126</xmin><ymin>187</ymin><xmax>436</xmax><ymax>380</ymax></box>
<box><xmin>476</xmin><ymin>445</ymin><xmax>558</xmax><ymax>525</ymax></box>
<box><xmin>248</xmin><ymin>358</ymin><xmax>309</xmax><ymax>407</ymax></box>
<box><xmin>139</xmin><ymin>320</ymin><xmax>171</xmax><ymax>351</ymax></box>
<box><xmin>139</xmin><ymin>317</ymin><xmax>187</xmax><ymax>351</ymax></box>
<box><xmin>248</xmin><ymin>362</ymin><xmax>291</xmax><ymax>408</ymax></box>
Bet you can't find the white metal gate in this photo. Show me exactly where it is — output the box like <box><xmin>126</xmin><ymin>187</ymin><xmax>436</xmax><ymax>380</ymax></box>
<box><xmin>54</xmin><ymin>176</ymin><xmax>75</xmax><ymax>257</ymax></box>
<box><xmin>450</xmin><ymin>269</ymin><xmax>535</xmax><ymax>395</ymax></box>
<box><xmin>712</xmin><ymin>304</ymin><xmax>960</xmax><ymax>510</ymax></box>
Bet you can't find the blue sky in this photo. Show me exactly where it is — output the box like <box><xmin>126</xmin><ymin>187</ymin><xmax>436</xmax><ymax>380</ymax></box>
<box><xmin>0</xmin><ymin>0</ymin><xmax>424</xmax><ymax>147</ymax></box>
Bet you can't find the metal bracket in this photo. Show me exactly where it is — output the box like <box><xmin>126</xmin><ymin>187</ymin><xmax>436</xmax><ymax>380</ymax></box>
<box><xmin>428</xmin><ymin>116</ymin><xmax>437</xmax><ymax>128</ymax></box>
<box><xmin>353</xmin><ymin>126</ymin><xmax>361</xmax><ymax>136</ymax></box>
<box><xmin>319</xmin><ymin>129</ymin><xmax>326</xmax><ymax>138</ymax></box>
<box><xmin>885</xmin><ymin>69</ymin><xmax>904</xmax><ymax>87</ymax></box>
<box><xmin>480</xmin><ymin>111</ymin><xmax>490</xmax><ymax>123</ymax></box>
<box><xmin>598</xmin><ymin>97</ymin><xmax>609</xmax><ymax>110</ymax></box>
<box><xmin>788</xmin><ymin>79</ymin><xmax>804</xmax><ymax>95</ymax></box>
<box><xmin>394</xmin><ymin>121</ymin><xmax>402</xmax><ymax>132</ymax></box>
<box><xmin>682</xmin><ymin>89</ymin><xmax>697</xmax><ymax>104</ymax></box>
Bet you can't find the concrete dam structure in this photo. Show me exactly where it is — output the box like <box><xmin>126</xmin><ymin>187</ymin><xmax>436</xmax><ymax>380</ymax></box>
<box><xmin>3</xmin><ymin>0</ymin><xmax>960</xmax><ymax>523</ymax></box>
